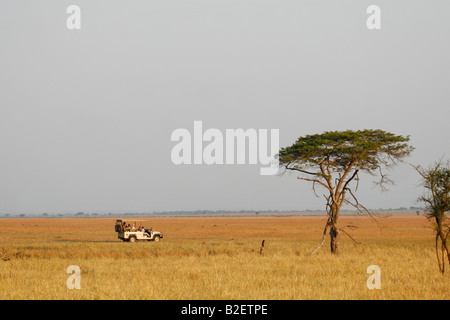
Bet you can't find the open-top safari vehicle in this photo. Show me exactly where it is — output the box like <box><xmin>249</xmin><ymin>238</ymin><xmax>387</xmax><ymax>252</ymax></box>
<box><xmin>115</xmin><ymin>219</ymin><xmax>163</xmax><ymax>242</ymax></box>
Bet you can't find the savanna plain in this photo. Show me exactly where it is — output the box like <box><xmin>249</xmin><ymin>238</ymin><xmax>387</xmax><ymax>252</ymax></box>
<box><xmin>0</xmin><ymin>214</ymin><xmax>448</xmax><ymax>300</ymax></box>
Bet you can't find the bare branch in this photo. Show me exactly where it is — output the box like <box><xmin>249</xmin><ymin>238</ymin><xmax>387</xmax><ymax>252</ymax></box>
<box><xmin>310</xmin><ymin>217</ymin><xmax>331</xmax><ymax>256</ymax></box>
<box><xmin>339</xmin><ymin>228</ymin><xmax>361</xmax><ymax>246</ymax></box>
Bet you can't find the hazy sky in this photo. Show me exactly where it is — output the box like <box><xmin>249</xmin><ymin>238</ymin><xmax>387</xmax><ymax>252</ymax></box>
<box><xmin>1</xmin><ymin>1</ymin><xmax>449</xmax><ymax>214</ymax></box>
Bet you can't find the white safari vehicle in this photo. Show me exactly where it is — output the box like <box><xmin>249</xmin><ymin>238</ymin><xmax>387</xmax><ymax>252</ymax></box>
<box><xmin>115</xmin><ymin>219</ymin><xmax>163</xmax><ymax>242</ymax></box>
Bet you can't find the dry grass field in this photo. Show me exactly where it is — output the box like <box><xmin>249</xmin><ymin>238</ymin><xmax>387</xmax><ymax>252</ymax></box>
<box><xmin>0</xmin><ymin>215</ymin><xmax>449</xmax><ymax>300</ymax></box>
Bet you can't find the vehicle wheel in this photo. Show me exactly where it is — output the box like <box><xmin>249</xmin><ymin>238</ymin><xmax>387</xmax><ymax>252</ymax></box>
<box><xmin>154</xmin><ymin>236</ymin><xmax>161</xmax><ymax>242</ymax></box>
<box><xmin>129</xmin><ymin>236</ymin><xmax>137</xmax><ymax>243</ymax></box>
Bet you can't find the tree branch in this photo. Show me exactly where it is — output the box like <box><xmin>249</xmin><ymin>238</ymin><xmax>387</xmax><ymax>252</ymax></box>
<box><xmin>310</xmin><ymin>217</ymin><xmax>331</xmax><ymax>255</ymax></box>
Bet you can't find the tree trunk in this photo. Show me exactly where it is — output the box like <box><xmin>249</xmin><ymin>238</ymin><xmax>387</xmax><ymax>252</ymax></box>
<box><xmin>439</xmin><ymin>228</ymin><xmax>450</xmax><ymax>266</ymax></box>
<box><xmin>434</xmin><ymin>217</ymin><xmax>450</xmax><ymax>274</ymax></box>
<box><xmin>438</xmin><ymin>231</ymin><xmax>450</xmax><ymax>274</ymax></box>
<box><xmin>329</xmin><ymin>203</ymin><xmax>340</xmax><ymax>254</ymax></box>
<box><xmin>436</xmin><ymin>235</ymin><xmax>444</xmax><ymax>274</ymax></box>
<box><xmin>330</xmin><ymin>226</ymin><xmax>339</xmax><ymax>254</ymax></box>
<box><xmin>445</xmin><ymin>240</ymin><xmax>450</xmax><ymax>267</ymax></box>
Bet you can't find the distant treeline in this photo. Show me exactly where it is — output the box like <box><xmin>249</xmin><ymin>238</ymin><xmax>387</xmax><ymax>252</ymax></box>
<box><xmin>1</xmin><ymin>207</ymin><xmax>424</xmax><ymax>218</ymax></box>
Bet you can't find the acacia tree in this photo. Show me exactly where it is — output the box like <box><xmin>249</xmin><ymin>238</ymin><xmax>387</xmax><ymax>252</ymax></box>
<box><xmin>414</xmin><ymin>160</ymin><xmax>450</xmax><ymax>274</ymax></box>
<box><xmin>279</xmin><ymin>129</ymin><xmax>413</xmax><ymax>254</ymax></box>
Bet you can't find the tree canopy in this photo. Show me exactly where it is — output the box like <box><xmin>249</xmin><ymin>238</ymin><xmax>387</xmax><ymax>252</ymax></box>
<box><xmin>279</xmin><ymin>129</ymin><xmax>413</xmax><ymax>178</ymax></box>
<box><xmin>416</xmin><ymin>160</ymin><xmax>450</xmax><ymax>220</ymax></box>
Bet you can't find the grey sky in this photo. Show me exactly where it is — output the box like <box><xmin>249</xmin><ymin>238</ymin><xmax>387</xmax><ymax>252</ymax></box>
<box><xmin>0</xmin><ymin>1</ymin><xmax>449</xmax><ymax>214</ymax></box>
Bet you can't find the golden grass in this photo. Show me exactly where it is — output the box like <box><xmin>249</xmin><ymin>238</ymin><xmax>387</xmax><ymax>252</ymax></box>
<box><xmin>0</xmin><ymin>215</ymin><xmax>448</xmax><ymax>299</ymax></box>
